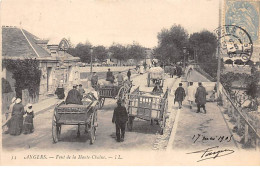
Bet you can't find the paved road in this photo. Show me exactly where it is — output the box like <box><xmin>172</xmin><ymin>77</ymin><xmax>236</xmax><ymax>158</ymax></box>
<box><xmin>2</xmin><ymin>72</ymin><xmax>175</xmax><ymax>152</ymax></box>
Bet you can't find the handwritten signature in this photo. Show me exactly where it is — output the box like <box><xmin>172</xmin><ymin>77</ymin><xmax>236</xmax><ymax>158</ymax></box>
<box><xmin>186</xmin><ymin>146</ymin><xmax>235</xmax><ymax>162</ymax></box>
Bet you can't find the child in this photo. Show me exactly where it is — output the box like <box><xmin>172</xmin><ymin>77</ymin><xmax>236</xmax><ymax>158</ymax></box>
<box><xmin>23</xmin><ymin>103</ymin><xmax>34</xmax><ymax>134</ymax></box>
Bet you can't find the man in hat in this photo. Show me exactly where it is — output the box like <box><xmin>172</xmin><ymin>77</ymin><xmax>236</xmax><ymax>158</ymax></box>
<box><xmin>195</xmin><ymin>82</ymin><xmax>208</xmax><ymax>113</ymax></box>
<box><xmin>127</xmin><ymin>69</ymin><xmax>131</xmax><ymax>81</ymax></box>
<box><xmin>106</xmin><ymin>68</ymin><xmax>114</xmax><ymax>83</ymax></box>
<box><xmin>174</xmin><ymin>83</ymin><xmax>186</xmax><ymax>109</ymax></box>
<box><xmin>112</xmin><ymin>99</ymin><xmax>128</xmax><ymax>142</ymax></box>
<box><xmin>65</xmin><ymin>84</ymin><xmax>83</xmax><ymax>105</ymax></box>
<box><xmin>91</xmin><ymin>72</ymin><xmax>99</xmax><ymax>88</ymax></box>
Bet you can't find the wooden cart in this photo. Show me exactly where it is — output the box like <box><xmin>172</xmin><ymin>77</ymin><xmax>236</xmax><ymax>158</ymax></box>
<box><xmin>98</xmin><ymin>80</ymin><xmax>132</xmax><ymax>108</ymax></box>
<box><xmin>52</xmin><ymin>98</ymin><xmax>99</xmax><ymax>144</ymax></box>
<box><xmin>147</xmin><ymin>67</ymin><xmax>164</xmax><ymax>87</ymax></box>
<box><xmin>126</xmin><ymin>87</ymin><xmax>168</xmax><ymax>135</ymax></box>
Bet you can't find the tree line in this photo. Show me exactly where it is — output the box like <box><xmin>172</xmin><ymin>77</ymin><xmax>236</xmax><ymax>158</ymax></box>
<box><xmin>67</xmin><ymin>24</ymin><xmax>218</xmax><ymax>77</ymax></box>
<box><xmin>67</xmin><ymin>42</ymin><xmax>147</xmax><ymax>65</ymax></box>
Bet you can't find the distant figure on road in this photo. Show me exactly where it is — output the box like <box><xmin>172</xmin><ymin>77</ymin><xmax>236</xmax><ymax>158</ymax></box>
<box><xmin>23</xmin><ymin>103</ymin><xmax>34</xmax><ymax>134</ymax></box>
<box><xmin>55</xmin><ymin>83</ymin><xmax>65</xmax><ymax>99</ymax></box>
<box><xmin>106</xmin><ymin>68</ymin><xmax>115</xmax><ymax>83</ymax></box>
<box><xmin>78</xmin><ymin>84</ymin><xmax>85</xmax><ymax>98</ymax></box>
<box><xmin>187</xmin><ymin>82</ymin><xmax>196</xmax><ymax>109</ymax></box>
<box><xmin>65</xmin><ymin>85</ymin><xmax>83</xmax><ymax>105</ymax></box>
<box><xmin>174</xmin><ymin>83</ymin><xmax>186</xmax><ymax>109</ymax></box>
<box><xmin>195</xmin><ymin>82</ymin><xmax>208</xmax><ymax>113</ymax></box>
<box><xmin>91</xmin><ymin>72</ymin><xmax>98</xmax><ymax>88</ymax></box>
<box><xmin>187</xmin><ymin>67</ymin><xmax>193</xmax><ymax>79</ymax></box>
<box><xmin>176</xmin><ymin>65</ymin><xmax>182</xmax><ymax>78</ymax></box>
<box><xmin>9</xmin><ymin>98</ymin><xmax>25</xmax><ymax>136</ymax></box>
<box><xmin>112</xmin><ymin>99</ymin><xmax>128</xmax><ymax>142</ymax></box>
<box><xmin>117</xmin><ymin>72</ymin><xmax>124</xmax><ymax>86</ymax></box>
<box><xmin>127</xmin><ymin>69</ymin><xmax>131</xmax><ymax>80</ymax></box>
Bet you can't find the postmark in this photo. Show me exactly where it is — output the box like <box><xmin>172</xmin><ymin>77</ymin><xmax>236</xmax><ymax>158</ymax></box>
<box><xmin>215</xmin><ymin>25</ymin><xmax>253</xmax><ymax>64</ymax></box>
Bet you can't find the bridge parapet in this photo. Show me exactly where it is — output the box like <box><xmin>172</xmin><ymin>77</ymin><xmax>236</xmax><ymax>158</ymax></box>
<box><xmin>219</xmin><ymin>83</ymin><xmax>260</xmax><ymax>150</ymax></box>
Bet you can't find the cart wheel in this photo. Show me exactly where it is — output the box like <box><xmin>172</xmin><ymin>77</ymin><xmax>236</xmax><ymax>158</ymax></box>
<box><xmin>52</xmin><ymin>115</ymin><xmax>60</xmax><ymax>143</ymax></box>
<box><xmin>89</xmin><ymin>126</ymin><xmax>96</xmax><ymax>144</ymax></box>
<box><xmin>89</xmin><ymin>114</ymin><xmax>97</xmax><ymax>144</ymax></box>
<box><xmin>127</xmin><ymin>116</ymin><xmax>134</xmax><ymax>131</ymax></box>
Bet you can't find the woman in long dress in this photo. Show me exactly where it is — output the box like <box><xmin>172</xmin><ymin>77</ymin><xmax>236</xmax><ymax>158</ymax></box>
<box><xmin>23</xmin><ymin>103</ymin><xmax>34</xmax><ymax>134</ymax></box>
<box><xmin>9</xmin><ymin>98</ymin><xmax>25</xmax><ymax>135</ymax></box>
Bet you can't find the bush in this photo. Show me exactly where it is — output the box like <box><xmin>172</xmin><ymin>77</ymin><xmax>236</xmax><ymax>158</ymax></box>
<box><xmin>2</xmin><ymin>59</ymin><xmax>41</xmax><ymax>98</ymax></box>
<box><xmin>2</xmin><ymin>78</ymin><xmax>13</xmax><ymax>93</ymax></box>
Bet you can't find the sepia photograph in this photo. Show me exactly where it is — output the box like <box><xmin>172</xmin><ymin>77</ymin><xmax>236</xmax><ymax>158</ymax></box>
<box><xmin>0</xmin><ymin>0</ymin><xmax>260</xmax><ymax>166</ymax></box>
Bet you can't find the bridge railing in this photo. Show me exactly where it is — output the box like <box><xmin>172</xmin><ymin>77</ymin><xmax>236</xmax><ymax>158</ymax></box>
<box><xmin>219</xmin><ymin>83</ymin><xmax>260</xmax><ymax>150</ymax></box>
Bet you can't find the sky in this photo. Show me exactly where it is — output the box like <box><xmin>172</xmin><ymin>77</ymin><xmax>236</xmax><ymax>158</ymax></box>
<box><xmin>1</xmin><ymin>0</ymin><xmax>220</xmax><ymax>48</ymax></box>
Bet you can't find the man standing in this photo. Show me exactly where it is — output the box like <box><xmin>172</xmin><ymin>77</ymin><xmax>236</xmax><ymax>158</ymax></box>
<box><xmin>195</xmin><ymin>82</ymin><xmax>208</xmax><ymax>113</ymax></box>
<box><xmin>117</xmin><ymin>71</ymin><xmax>124</xmax><ymax>86</ymax></box>
<box><xmin>112</xmin><ymin>99</ymin><xmax>128</xmax><ymax>142</ymax></box>
<box><xmin>127</xmin><ymin>69</ymin><xmax>131</xmax><ymax>81</ymax></box>
<box><xmin>106</xmin><ymin>68</ymin><xmax>114</xmax><ymax>83</ymax></box>
<box><xmin>65</xmin><ymin>84</ymin><xmax>83</xmax><ymax>105</ymax></box>
<box><xmin>174</xmin><ymin>83</ymin><xmax>186</xmax><ymax>109</ymax></box>
<box><xmin>91</xmin><ymin>72</ymin><xmax>98</xmax><ymax>88</ymax></box>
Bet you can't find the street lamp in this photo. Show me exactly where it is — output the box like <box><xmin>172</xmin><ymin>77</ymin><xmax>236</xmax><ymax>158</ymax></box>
<box><xmin>183</xmin><ymin>47</ymin><xmax>187</xmax><ymax>68</ymax></box>
<box><xmin>90</xmin><ymin>47</ymin><xmax>93</xmax><ymax>73</ymax></box>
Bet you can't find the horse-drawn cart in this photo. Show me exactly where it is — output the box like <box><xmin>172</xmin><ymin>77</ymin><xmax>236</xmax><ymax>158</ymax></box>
<box><xmin>52</xmin><ymin>98</ymin><xmax>99</xmax><ymax>144</ymax></box>
<box><xmin>147</xmin><ymin>67</ymin><xmax>164</xmax><ymax>87</ymax></box>
<box><xmin>98</xmin><ymin>80</ymin><xmax>132</xmax><ymax>108</ymax></box>
<box><xmin>126</xmin><ymin>87</ymin><xmax>168</xmax><ymax>134</ymax></box>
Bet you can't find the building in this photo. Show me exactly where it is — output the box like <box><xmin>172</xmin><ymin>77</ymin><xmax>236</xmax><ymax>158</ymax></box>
<box><xmin>2</xmin><ymin>26</ymin><xmax>80</xmax><ymax>102</ymax></box>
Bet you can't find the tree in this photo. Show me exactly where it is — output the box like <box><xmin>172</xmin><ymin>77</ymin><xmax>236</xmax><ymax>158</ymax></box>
<box><xmin>189</xmin><ymin>30</ymin><xmax>217</xmax><ymax>63</ymax></box>
<box><xmin>126</xmin><ymin>43</ymin><xmax>146</xmax><ymax>62</ymax></box>
<box><xmin>189</xmin><ymin>30</ymin><xmax>219</xmax><ymax>78</ymax></box>
<box><xmin>67</xmin><ymin>42</ymin><xmax>92</xmax><ymax>63</ymax></box>
<box><xmin>109</xmin><ymin>44</ymin><xmax>127</xmax><ymax>65</ymax></box>
<box><xmin>93</xmin><ymin>45</ymin><xmax>108</xmax><ymax>62</ymax></box>
<box><xmin>3</xmin><ymin>59</ymin><xmax>41</xmax><ymax>98</ymax></box>
<box><xmin>154</xmin><ymin>24</ymin><xmax>189</xmax><ymax>64</ymax></box>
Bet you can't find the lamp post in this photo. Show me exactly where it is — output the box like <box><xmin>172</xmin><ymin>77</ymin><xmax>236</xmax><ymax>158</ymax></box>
<box><xmin>183</xmin><ymin>46</ymin><xmax>187</xmax><ymax>68</ymax></box>
<box><xmin>90</xmin><ymin>47</ymin><xmax>93</xmax><ymax>73</ymax></box>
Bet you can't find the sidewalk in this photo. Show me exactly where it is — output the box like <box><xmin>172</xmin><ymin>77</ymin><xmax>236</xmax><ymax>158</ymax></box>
<box><xmin>33</xmin><ymin>97</ymin><xmax>60</xmax><ymax>115</ymax></box>
<box><xmin>169</xmin><ymin>100</ymin><xmax>237</xmax><ymax>150</ymax></box>
<box><xmin>167</xmin><ymin>69</ymin><xmax>237</xmax><ymax>151</ymax></box>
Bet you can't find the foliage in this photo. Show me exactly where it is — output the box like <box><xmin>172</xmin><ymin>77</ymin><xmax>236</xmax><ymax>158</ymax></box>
<box><xmin>93</xmin><ymin>45</ymin><xmax>108</xmax><ymax>62</ymax></box>
<box><xmin>126</xmin><ymin>43</ymin><xmax>146</xmax><ymax>61</ymax></box>
<box><xmin>2</xmin><ymin>59</ymin><xmax>41</xmax><ymax>98</ymax></box>
<box><xmin>109</xmin><ymin>44</ymin><xmax>127</xmax><ymax>65</ymax></box>
<box><xmin>189</xmin><ymin>30</ymin><xmax>217</xmax><ymax>63</ymax></box>
<box><xmin>67</xmin><ymin>42</ymin><xmax>92</xmax><ymax>63</ymax></box>
<box><xmin>2</xmin><ymin>78</ymin><xmax>13</xmax><ymax>93</ymax></box>
<box><xmin>153</xmin><ymin>24</ymin><xmax>188</xmax><ymax>64</ymax></box>
<box><xmin>246</xmin><ymin>71</ymin><xmax>260</xmax><ymax>99</ymax></box>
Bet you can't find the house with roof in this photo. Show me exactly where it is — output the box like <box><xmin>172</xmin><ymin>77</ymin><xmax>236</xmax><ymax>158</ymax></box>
<box><xmin>2</xmin><ymin>26</ymin><xmax>80</xmax><ymax>102</ymax></box>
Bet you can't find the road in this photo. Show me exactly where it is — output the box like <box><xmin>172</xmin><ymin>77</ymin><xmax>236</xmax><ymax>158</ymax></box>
<box><xmin>2</xmin><ymin>71</ymin><xmax>175</xmax><ymax>152</ymax></box>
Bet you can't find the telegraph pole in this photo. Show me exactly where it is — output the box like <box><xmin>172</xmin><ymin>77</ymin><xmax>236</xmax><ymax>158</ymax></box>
<box><xmin>217</xmin><ymin>0</ymin><xmax>222</xmax><ymax>97</ymax></box>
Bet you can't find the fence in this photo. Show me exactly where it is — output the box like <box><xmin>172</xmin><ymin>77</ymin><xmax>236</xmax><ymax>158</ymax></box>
<box><xmin>22</xmin><ymin>89</ymin><xmax>39</xmax><ymax>106</ymax></box>
<box><xmin>219</xmin><ymin>83</ymin><xmax>260</xmax><ymax>150</ymax></box>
